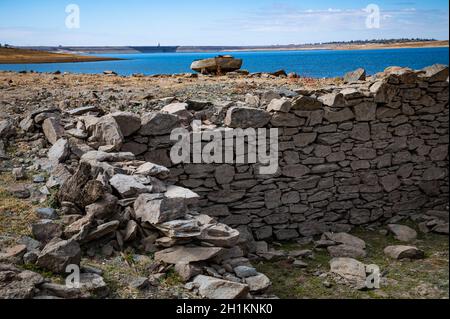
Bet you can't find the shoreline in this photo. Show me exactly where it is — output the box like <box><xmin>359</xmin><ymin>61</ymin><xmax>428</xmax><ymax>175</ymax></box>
<box><xmin>0</xmin><ymin>47</ymin><xmax>122</xmax><ymax>65</ymax></box>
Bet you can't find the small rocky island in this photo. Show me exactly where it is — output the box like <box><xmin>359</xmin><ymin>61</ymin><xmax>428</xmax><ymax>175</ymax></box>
<box><xmin>191</xmin><ymin>55</ymin><xmax>243</xmax><ymax>75</ymax></box>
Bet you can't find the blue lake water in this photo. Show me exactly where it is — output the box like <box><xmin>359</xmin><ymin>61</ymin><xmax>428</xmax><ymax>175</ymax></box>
<box><xmin>0</xmin><ymin>47</ymin><xmax>448</xmax><ymax>78</ymax></box>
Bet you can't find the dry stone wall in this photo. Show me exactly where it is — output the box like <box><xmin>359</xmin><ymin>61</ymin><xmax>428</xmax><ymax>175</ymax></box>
<box><xmin>120</xmin><ymin>65</ymin><xmax>449</xmax><ymax>241</ymax></box>
<box><xmin>25</xmin><ymin>64</ymin><xmax>448</xmax><ymax>242</ymax></box>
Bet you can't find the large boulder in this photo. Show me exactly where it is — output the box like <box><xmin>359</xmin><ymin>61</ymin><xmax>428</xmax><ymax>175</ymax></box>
<box><xmin>191</xmin><ymin>56</ymin><xmax>243</xmax><ymax>74</ymax></box>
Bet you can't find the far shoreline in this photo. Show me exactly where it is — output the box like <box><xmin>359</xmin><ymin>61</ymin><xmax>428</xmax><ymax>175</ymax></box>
<box><xmin>0</xmin><ymin>47</ymin><xmax>123</xmax><ymax>65</ymax></box>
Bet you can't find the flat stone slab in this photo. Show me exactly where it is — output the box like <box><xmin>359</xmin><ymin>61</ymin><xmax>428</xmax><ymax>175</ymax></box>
<box><xmin>192</xmin><ymin>275</ymin><xmax>249</xmax><ymax>299</ymax></box>
<box><xmin>155</xmin><ymin>246</ymin><xmax>224</xmax><ymax>264</ymax></box>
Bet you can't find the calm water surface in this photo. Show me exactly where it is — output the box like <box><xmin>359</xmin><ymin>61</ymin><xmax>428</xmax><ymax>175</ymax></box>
<box><xmin>0</xmin><ymin>47</ymin><xmax>448</xmax><ymax>78</ymax></box>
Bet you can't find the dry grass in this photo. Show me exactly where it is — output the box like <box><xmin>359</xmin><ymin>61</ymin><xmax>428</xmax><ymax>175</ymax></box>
<box><xmin>256</xmin><ymin>228</ymin><xmax>449</xmax><ymax>299</ymax></box>
<box><xmin>0</xmin><ymin>173</ymin><xmax>39</xmax><ymax>237</ymax></box>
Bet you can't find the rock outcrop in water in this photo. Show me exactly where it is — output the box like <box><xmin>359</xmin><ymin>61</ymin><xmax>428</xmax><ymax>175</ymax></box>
<box><xmin>191</xmin><ymin>55</ymin><xmax>243</xmax><ymax>75</ymax></box>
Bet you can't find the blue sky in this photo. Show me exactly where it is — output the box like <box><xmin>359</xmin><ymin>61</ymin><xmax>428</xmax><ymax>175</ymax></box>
<box><xmin>0</xmin><ymin>0</ymin><xmax>448</xmax><ymax>46</ymax></box>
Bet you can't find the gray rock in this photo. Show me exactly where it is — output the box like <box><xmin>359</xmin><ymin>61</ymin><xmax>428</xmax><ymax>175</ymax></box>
<box><xmin>244</xmin><ymin>273</ymin><xmax>271</xmax><ymax>293</ymax></box>
<box><xmin>36</xmin><ymin>208</ymin><xmax>58</xmax><ymax>220</ymax></box>
<box><xmin>32</xmin><ymin>220</ymin><xmax>63</xmax><ymax>243</ymax></box>
<box><xmin>139</xmin><ymin>112</ymin><xmax>180</xmax><ymax>136</ymax></box>
<box><xmin>293</xmin><ymin>133</ymin><xmax>317</xmax><ymax>147</ymax></box>
<box><xmin>90</xmin><ymin>115</ymin><xmax>124</xmax><ymax>151</ymax></box>
<box><xmin>199</xmin><ymin>223</ymin><xmax>240</xmax><ymax>248</ymax></box>
<box><xmin>110</xmin><ymin>112</ymin><xmax>141</xmax><ymax>137</ymax></box>
<box><xmin>327</xmin><ymin>245</ymin><xmax>366</xmax><ymax>259</ymax></box>
<box><xmin>175</xmin><ymin>262</ymin><xmax>202</xmax><ymax>282</ymax></box>
<box><xmin>8</xmin><ymin>185</ymin><xmax>30</xmax><ymax>199</ymax></box>
<box><xmin>0</xmin><ymin>119</ymin><xmax>15</xmax><ymax>138</ymax></box>
<box><xmin>109</xmin><ymin>174</ymin><xmax>153</xmax><ymax>198</ymax></box>
<box><xmin>224</xmin><ymin>107</ymin><xmax>271</xmax><ymax>128</ymax></box>
<box><xmin>36</xmin><ymin>238</ymin><xmax>81</xmax><ymax>273</ymax></box>
<box><xmin>0</xmin><ymin>245</ymin><xmax>27</xmax><ymax>264</ymax></box>
<box><xmin>129</xmin><ymin>276</ymin><xmax>150</xmax><ymax>290</ymax></box>
<box><xmin>48</xmin><ymin>138</ymin><xmax>69</xmax><ymax>163</ymax></box>
<box><xmin>353</xmin><ymin>101</ymin><xmax>376</xmax><ymax>121</ymax></box>
<box><xmin>155</xmin><ymin>246</ymin><xmax>224</xmax><ymax>264</ymax></box>
<box><xmin>282</xmin><ymin>164</ymin><xmax>310</xmax><ymax>178</ymax></box>
<box><xmin>155</xmin><ymin>219</ymin><xmax>202</xmax><ymax>239</ymax></box>
<box><xmin>432</xmin><ymin>223</ymin><xmax>449</xmax><ymax>235</ymax></box>
<box><xmin>330</xmin><ymin>257</ymin><xmax>367</xmax><ymax>289</ymax></box>
<box><xmin>134</xmin><ymin>193</ymin><xmax>187</xmax><ymax>224</ymax></box>
<box><xmin>135</xmin><ymin>162</ymin><xmax>170</xmax><ymax>179</ymax></box>
<box><xmin>67</xmin><ymin>106</ymin><xmax>100</xmax><ymax>116</ymax></box>
<box><xmin>344</xmin><ymin>68</ymin><xmax>366</xmax><ymax>83</ymax></box>
<box><xmin>380</xmin><ymin>174</ymin><xmax>401</xmax><ymax>192</ymax></box>
<box><xmin>384</xmin><ymin>245</ymin><xmax>424</xmax><ymax>260</ymax></box>
<box><xmin>324</xmin><ymin>232</ymin><xmax>366</xmax><ymax>249</ymax></box>
<box><xmin>270</xmin><ymin>112</ymin><xmax>304</xmax><ymax>127</ymax></box>
<box><xmin>215</xmin><ymin>164</ymin><xmax>235</xmax><ymax>184</ymax></box>
<box><xmin>165</xmin><ymin>185</ymin><xmax>200</xmax><ymax>206</ymax></box>
<box><xmin>291</xmin><ymin>95</ymin><xmax>323</xmax><ymax>110</ymax></box>
<box><xmin>42</xmin><ymin>118</ymin><xmax>65</xmax><ymax>145</ymax></box>
<box><xmin>319</xmin><ymin>93</ymin><xmax>345</xmax><ymax>108</ymax></box>
<box><xmin>267</xmin><ymin>98</ymin><xmax>292</xmax><ymax>113</ymax></box>
<box><xmin>124</xmin><ymin>220</ymin><xmax>139</xmax><ymax>242</ymax></box>
<box><xmin>421</xmin><ymin>64</ymin><xmax>449</xmax><ymax>82</ymax></box>
<box><xmin>84</xmin><ymin>221</ymin><xmax>120</xmax><ymax>242</ymax></box>
<box><xmin>0</xmin><ymin>264</ymin><xmax>44</xmax><ymax>299</ymax></box>
<box><xmin>192</xmin><ymin>275</ymin><xmax>249</xmax><ymax>299</ymax></box>
<box><xmin>387</xmin><ymin>224</ymin><xmax>417</xmax><ymax>242</ymax></box>
<box><xmin>234</xmin><ymin>266</ymin><xmax>258</xmax><ymax>278</ymax></box>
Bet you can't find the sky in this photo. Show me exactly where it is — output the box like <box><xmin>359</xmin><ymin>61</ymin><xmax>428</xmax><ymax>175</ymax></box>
<box><xmin>0</xmin><ymin>0</ymin><xmax>448</xmax><ymax>46</ymax></box>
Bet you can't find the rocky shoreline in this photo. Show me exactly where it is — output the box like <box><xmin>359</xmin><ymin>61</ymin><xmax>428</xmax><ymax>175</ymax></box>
<box><xmin>0</xmin><ymin>65</ymin><xmax>448</xmax><ymax>299</ymax></box>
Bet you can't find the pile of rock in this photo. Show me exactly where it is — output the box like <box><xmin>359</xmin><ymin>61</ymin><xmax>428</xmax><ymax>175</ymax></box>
<box><xmin>1</xmin><ymin>106</ymin><xmax>272</xmax><ymax>299</ymax></box>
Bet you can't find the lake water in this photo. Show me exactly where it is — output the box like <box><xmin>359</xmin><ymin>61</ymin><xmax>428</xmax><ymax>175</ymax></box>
<box><xmin>0</xmin><ymin>47</ymin><xmax>448</xmax><ymax>78</ymax></box>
